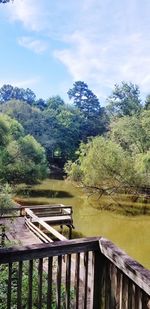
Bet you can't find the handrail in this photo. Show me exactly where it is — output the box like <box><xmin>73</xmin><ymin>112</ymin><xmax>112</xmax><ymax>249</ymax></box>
<box><xmin>0</xmin><ymin>237</ymin><xmax>100</xmax><ymax>263</ymax></box>
<box><xmin>0</xmin><ymin>236</ymin><xmax>150</xmax><ymax>295</ymax></box>
<box><xmin>25</xmin><ymin>217</ymin><xmax>53</xmax><ymax>243</ymax></box>
<box><xmin>0</xmin><ymin>237</ymin><xmax>149</xmax><ymax>308</ymax></box>
<box><xmin>99</xmin><ymin>238</ymin><xmax>150</xmax><ymax>296</ymax></box>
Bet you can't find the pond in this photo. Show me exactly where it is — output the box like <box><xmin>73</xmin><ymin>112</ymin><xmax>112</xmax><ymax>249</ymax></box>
<box><xmin>16</xmin><ymin>178</ymin><xmax>150</xmax><ymax>269</ymax></box>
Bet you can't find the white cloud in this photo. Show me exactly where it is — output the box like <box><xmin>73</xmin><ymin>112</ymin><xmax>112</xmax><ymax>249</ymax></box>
<box><xmin>18</xmin><ymin>37</ymin><xmax>48</xmax><ymax>54</ymax></box>
<box><xmin>1</xmin><ymin>0</ymin><xmax>150</xmax><ymax>101</ymax></box>
<box><xmin>4</xmin><ymin>0</ymin><xmax>46</xmax><ymax>31</ymax></box>
<box><xmin>0</xmin><ymin>77</ymin><xmax>40</xmax><ymax>89</ymax></box>
<box><xmin>54</xmin><ymin>29</ymin><xmax>150</xmax><ymax>100</ymax></box>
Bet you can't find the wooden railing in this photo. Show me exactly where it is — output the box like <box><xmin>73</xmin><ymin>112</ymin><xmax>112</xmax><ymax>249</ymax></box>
<box><xmin>0</xmin><ymin>237</ymin><xmax>149</xmax><ymax>308</ymax></box>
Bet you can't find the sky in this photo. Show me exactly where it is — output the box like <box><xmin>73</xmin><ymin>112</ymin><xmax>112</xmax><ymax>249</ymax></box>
<box><xmin>0</xmin><ymin>0</ymin><xmax>150</xmax><ymax>104</ymax></box>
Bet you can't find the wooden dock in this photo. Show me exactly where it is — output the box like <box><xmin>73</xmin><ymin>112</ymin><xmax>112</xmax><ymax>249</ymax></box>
<box><xmin>0</xmin><ymin>204</ymin><xmax>74</xmax><ymax>246</ymax></box>
<box><xmin>0</xmin><ymin>217</ymin><xmax>43</xmax><ymax>246</ymax></box>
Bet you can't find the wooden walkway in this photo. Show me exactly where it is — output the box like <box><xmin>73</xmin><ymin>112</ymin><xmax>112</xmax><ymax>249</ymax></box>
<box><xmin>0</xmin><ymin>204</ymin><xmax>74</xmax><ymax>246</ymax></box>
<box><xmin>0</xmin><ymin>217</ymin><xmax>43</xmax><ymax>246</ymax></box>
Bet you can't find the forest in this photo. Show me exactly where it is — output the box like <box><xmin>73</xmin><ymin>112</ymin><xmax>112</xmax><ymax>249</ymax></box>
<box><xmin>0</xmin><ymin>80</ymin><xmax>149</xmax><ymax>212</ymax></box>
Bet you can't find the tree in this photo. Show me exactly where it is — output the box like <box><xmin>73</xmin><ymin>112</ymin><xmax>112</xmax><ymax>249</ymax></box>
<box><xmin>65</xmin><ymin>136</ymin><xmax>136</xmax><ymax>189</ymax></box>
<box><xmin>0</xmin><ymin>84</ymin><xmax>36</xmax><ymax>105</ymax></box>
<box><xmin>68</xmin><ymin>81</ymin><xmax>107</xmax><ymax>140</ymax></box>
<box><xmin>68</xmin><ymin>81</ymin><xmax>101</xmax><ymax>117</ymax></box>
<box><xmin>110</xmin><ymin>112</ymin><xmax>150</xmax><ymax>154</ymax></box>
<box><xmin>0</xmin><ymin>184</ymin><xmax>15</xmax><ymax>216</ymax></box>
<box><xmin>35</xmin><ymin>98</ymin><xmax>47</xmax><ymax>110</ymax></box>
<box><xmin>106</xmin><ymin>82</ymin><xmax>142</xmax><ymax>117</ymax></box>
<box><xmin>0</xmin><ymin>85</ymin><xmax>13</xmax><ymax>102</ymax></box>
<box><xmin>0</xmin><ymin>114</ymin><xmax>48</xmax><ymax>183</ymax></box>
<box><xmin>0</xmin><ymin>0</ymin><xmax>12</xmax><ymax>3</ymax></box>
<box><xmin>55</xmin><ymin>106</ymin><xmax>83</xmax><ymax>162</ymax></box>
<box><xmin>0</xmin><ymin>115</ymin><xmax>10</xmax><ymax>146</ymax></box>
<box><xmin>46</xmin><ymin>96</ymin><xmax>64</xmax><ymax>111</ymax></box>
<box><xmin>145</xmin><ymin>94</ymin><xmax>150</xmax><ymax>110</ymax></box>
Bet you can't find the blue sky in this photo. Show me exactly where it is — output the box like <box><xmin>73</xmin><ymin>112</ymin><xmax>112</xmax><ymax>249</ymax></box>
<box><xmin>0</xmin><ymin>0</ymin><xmax>150</xmax><ymax>104</ymax></box>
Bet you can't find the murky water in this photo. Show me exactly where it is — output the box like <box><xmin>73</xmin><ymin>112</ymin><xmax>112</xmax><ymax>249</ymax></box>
<box><xmin>16</xmin><ymin>178</ymin><xmax>150</xmax><ymax>269</ymax></box>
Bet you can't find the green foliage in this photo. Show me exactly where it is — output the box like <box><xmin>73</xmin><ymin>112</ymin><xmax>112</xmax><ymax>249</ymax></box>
<box><xmin>145</xmin><ymin>94</ymin><xmax>150</xmax><ymax>110</ymax></box>
<box><xmin>75</xmin><ymin>137</ymin><xmax>135</xmax><ymax>187</ymax></box>
<box><xmin>106</xmin><ymin>82</ymin><xmax>142</xmax><ymax>117</ymax></box>
<box><xmin>64</xmin><ymin>160</ymin><xmax>82</xmax><ymax>181</ymax></box>
<box><xmin>66</xmin><ymin>108</ymin><xmax>150</xmax><ymax>192</ymax></box>
<box><xmin>0</xmin><ymin>113</ymin><xmax>48</xmax><ymax>184</ymax></box>
<box><xmin>0</xmin><ymin>115</ymin><xmax>10</xmax><ymax>146</ymax></box>
<box><xmin>68</xmin><ymin>81</ymin><xmax>107</xmax><ymax>140</ymax></box>
<box><xmin>110</xmin><ymin>112</ymin><xmax>150</xmax><ymax>154</ymax></box>
<box><xmin>46</xmin><ymin>95</ymin><xmax>64</xmax><ymax>111</ymax></box>
<box><xmin>0</xmin><ymin>262</ymin><xmax>74</xmax><ymax>308</ymax></box>
<box><xmin>0</xmin><ymin>183</ymin><xmax>15</xmax><ymax>216</ymax></box>
<box><xmin>68</xmin><ymin>81</ymin><xmax>101</xmax><ymax>117</ymax></box>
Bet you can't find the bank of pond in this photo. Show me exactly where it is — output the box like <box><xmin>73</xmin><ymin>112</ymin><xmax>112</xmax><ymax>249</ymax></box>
<box><xmin>15</xmin><ymin>178</ymin><xmax>150</xmax><ymax>269</ymax></box>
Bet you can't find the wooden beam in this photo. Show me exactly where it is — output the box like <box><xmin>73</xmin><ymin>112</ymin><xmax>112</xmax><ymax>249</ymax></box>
<box><xmin>0</xmin><ymin>237</ymin><xmax>100</xmax><ymax>263</ymax></box>
<box><xmin>25</xmin><ymin>208</ymin><xmax>66</xmax><ymax>241</ymax></box>
<box><xmin>25</xmin><ymin>218</ymin><xmax>53</xmax><ymax>243</ymax></box>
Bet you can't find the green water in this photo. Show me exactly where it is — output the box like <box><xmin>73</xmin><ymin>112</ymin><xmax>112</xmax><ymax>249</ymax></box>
<box><xmin>16</xmin><ymin>178</ymin><xmax>150</xmax><ymax>269</ymax></box>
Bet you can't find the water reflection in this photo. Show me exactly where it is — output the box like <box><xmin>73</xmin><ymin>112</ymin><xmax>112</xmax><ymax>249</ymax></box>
<box><xmin>16</xmin><ymin>188</ymin><xmax>74</xmax><ymax>198</ymax></box>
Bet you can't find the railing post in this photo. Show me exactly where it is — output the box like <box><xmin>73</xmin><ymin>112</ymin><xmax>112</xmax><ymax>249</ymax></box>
<box><xmin>1</xmin><ymin>225</ymin><xmax>5</xmax><ymax>247</ymax></box>
<box><xmin>93</xmin><ymin>250</ymin><xmax>105</xmax><ymax>309</ymax></box>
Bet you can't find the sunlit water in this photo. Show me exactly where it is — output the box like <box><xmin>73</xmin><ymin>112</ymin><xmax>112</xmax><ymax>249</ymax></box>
<box><xmin>16</xmin><ymin>178</ymin><xmax>150</xmax><ymax>269</ymax></box>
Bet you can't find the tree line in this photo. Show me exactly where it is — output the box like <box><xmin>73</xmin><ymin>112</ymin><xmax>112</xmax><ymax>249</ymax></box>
<box><xmin>0</xmin><ymin>81</ymin><xmax>149</xmax><ymax>193</ymax></box>
<box><xmin>65</xmin><ymin>82</ymin><xmax>150</xmax><ymax>200</ymax></box>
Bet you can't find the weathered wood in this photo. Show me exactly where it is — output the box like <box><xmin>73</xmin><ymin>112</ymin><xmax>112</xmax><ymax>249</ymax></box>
<box><xmin>99</xmin><ymin>238</ymin><xmax>150</xmax><ymax>296</ymax></box>
<box><xmin>93</xmin><ymin>250</ymin><xmax>105</xmax><ymax>309</ymax></box>
<box><xmin>17</xmin><ymin>261</ymin><xmax>23</xmax><ymax>309</ymax></box>
<box><xmin>47</xmin><ymin>257</ymin><xmax>53</xmax><ymax>309</ymax></box>
<box><xmin>122</xmin><ymin>274</ymin><xmax>128</xmax><ymax>309</ymax></box>
<box><xmin>57</xmin><ymin>255</ymin><xmax>62</xmax><ymax>308</ymax></box>
<box><xmin>7</xmin><ymin>263</ymin><xmax>12</xmax><ymax>309</ymax></box>
<box><xmin>135</xmin><ymin>286</ymin><xmax>142</xmax><ymax>309</ymax></box>
<box><xmin>116</xmin><ymin>269</ymin><xmax>123</xmax><ymax>309</ymax></box>
<box><xmin>28</xmin><ymin>260</ymin><xmax>33</xmax><ymax>309</ymax></box>
<box><xmin>75</xmin><ymin>252</ymin><xmax>80</xmax><ymax>309</ymax></box>
<box><xmin>25</xmin><ymin>217</ymin><xmax>53</xmax><ymax>243</ymax></box>
<box><xmin>32</xmin><ymin>215</ymin><xmax>71</xmax><ymax>221</ymax></box>
<box><xmin>25</xmin><ymin>208</ymin><xmax>67</xmax><ymax>241</ymax></box>
<box><xmin>84</xmin><ymin>251</ymin><xmax>89</xmax><ymax>309</ymax></box>
<box><xmin>66</xmin><ymin>254</ymin><xmax>71</xmax><ymax>308</ymax></box>
<box><xmin>0</xmin><ymin>237</ymin><xmax>100</xmax><ymax>264</ymax></box>
<box><xmin>0</xmin><ymin>237</ymin><xmax>149</xmax><ymax>308</ymax></box>
<box><xmin>38</xmin><ymin>258</ymin><xmax>43</xmax><ymax>309</ymax></box>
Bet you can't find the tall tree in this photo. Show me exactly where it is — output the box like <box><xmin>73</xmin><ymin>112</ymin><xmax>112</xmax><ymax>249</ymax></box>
<box><xmin>68</xmin><ymin>81</ymin><xmax>101</xmax><ymax>118</ymax></box>
<box><xmin>0</xmin><ymin>84</ymin><xmax>36</xmax><ymax>105</ymax></box>
<box><xmin>106</xmin><ymin>82</ymin><xmax>142</xmax><ymax>117</ymax></box>
<box><xmin>68</xmin><ymin>81</ymin><xmax>107</xmax><ymax>140</ymax></box>
<box><xmin>0</xmin><ymin>0</ymin><xmax>12</xmax><ymax>3</ymax></box>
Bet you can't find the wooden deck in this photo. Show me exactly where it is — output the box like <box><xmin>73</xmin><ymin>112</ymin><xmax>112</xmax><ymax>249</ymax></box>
<box><xmin>32</xmin><ymin>215</ymin><xmax>71</xmax><ymax>224</ymax></box>
<box><xmin>0</xmin><ymin>217</ymin><xmax>43</xmax><ymax>246</ymax></box>
<box><xmin>0</xmin><ymin>204</ymin><xmax>74</xmax><ymax>245</ymax></box>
